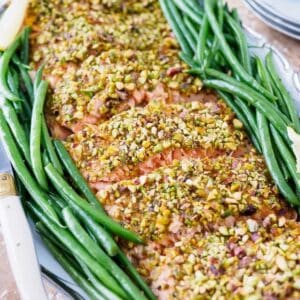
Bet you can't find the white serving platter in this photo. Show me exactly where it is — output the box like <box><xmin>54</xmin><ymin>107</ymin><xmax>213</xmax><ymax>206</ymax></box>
<box><xmin>245</xmin><ymin>0</ymin><xmax>300</xmax><ymax>41</ymax></box>
<box><xmin>259</xmin><ymin>0</ymin><xmax>300</xmax><ymax>26</ymax></box>
<box><xmin>31</xmin><ymin>25</ymin><xmax>300</xmax><ymax>300</ymax></box>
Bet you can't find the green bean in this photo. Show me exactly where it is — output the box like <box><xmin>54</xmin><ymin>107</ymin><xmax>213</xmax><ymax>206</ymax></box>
<box><xmin>29</xmin><ymin>202</ymin><xmax>126</xmax><ymax>298</ymax></box>
<box><xmin>53</xmin><ymin>140</ymin><xmax>105</xmax><ymax>212</ymax></box>
<box><xmin>49</xmin><ymin>193</ymin><xmax>67</xmax><ymax>209</ymax></box>
<box><xmin>265</xmin><ymin>52</ymin><xmax>300</xmax><ymax>132</ymax></box>
<box><xmin>116</xmin><ymin>251</ymin><xmax>157</xmax><ymax>300</ymax></box>
<box><xmin>11</xmin><ymin>54</ymin><xmax>33</xmax><ymax>106</ymax></box>
<box><xmin>256</xmin><ymin>112</ymin><xmax>299</xmax><ymax>206</ymax></box>
<box><xmin>34</xmin><ymin>64</ymin><xmax>45</xmax><ymax>95</ymax></box>
<box><xmin>77</xmin><ymin>259</ymin><xmax>123</xmax><ymax>300</ymax></box>
<box><xmin>204</xmin><ymin>0</ymin><xmax>275</xmax><ymax>101</ymax></box>
<box><xmin>231</xmin><ymin>8</ymin><xmax>240</xmax><ymax>22</ymax></box>
<box><xmin>42</xmin><ymin>149</ymin><xmax>51</xmax><ymax>167</ymax></box>
<box><xmin>256</xmin><ymin>56</ymin><xmax>288</xmax><ymax>119</ymax></box>
<box><xmin>30</xmin><ymin>66</ymin><xmax>63</xmax><ymax>174</ymax></box>
<box><xmin>43</xmin><ymin>240</ymin><xmax>81</xmax><ymax>279</ymax></box>
<box><xmin>220</xmin><ymin>33</ymin><xmax>236</xmax><ymax>45</ymax></box>
<box><xmin>255</xmin><ymin>56</ymin><xmax>273</xmax><ymax>93</ymax></box>
<box><xmin>0</xmin><ymin>40</ymin><xmax>21</xmax><ymax>101</ymax></box>
<box><xmin>200</xmin><ymin>2</ymin><xmax>225</xmax><ymax>70</ymax></box>
<box><xmin>255</xmin><ymin>56</ymin><xmax>300</xmax><ymax>191</ymax></box>
<box><xmin>36</xmin><ymin>221</ymin><xmax>71</xmax><ymax>255</ymax></box>
<box><xmin>18</xmin><ymin>95</ymin><xmax>32</xmax><ymax>130</ymax></box>
<box><xmin>0</xmin><ymin>110</ymin><xmax>60</xmax><ymax>224</ymax></box>
<box><xmin>62</xmin><ymin>207</ymin><xmax>127</xmax><ymax>298</ymax></box>
<box><xmin>11</xmin><ymin>69</ymin><xmax>32</xmax><ymax>122</ymax></box>
<box><xmin>73</xmin><ymin>207</ymin><xmax>155</xmax><ymax>300</ymax></box>
<box><xmin>7</xmin><ymin>69</ymin><xmax>22</xmax><ymax>113</ymax></box>
<box><xmin>184</xmin><ymin>0</ymin><xmax>203</xmax><ymax>13</ymax></box>
<box><xmin>70</xmin><ymin>203</ymin><xmax>119</xmax><ymax>256</ymax></box>
<box><xmin>168</xmin><ymin>0</ymin><xmax>196</xmax><ymax>50</ymax></box>
<box><xmin>230</xmin><ymin>52</ymin><xmax>257</xmax><ymax>140</ymax></box>
<box><xmin>7</xmin><ymin>68</ymin><xmax>20</xmax><ymax>93</ymax></box>
<box><xmin>19</xmin><ymin>66</ymin><xmax>34</xmax><ymax>104</ymax></box>
<box><xmin>1</xmin><ymin>97</ymin><xmax>31</xmax><ymax>163</ymax></box>
<box><xmin>44</xmin><ymin>163</ymin><xmax>143</xmax><ymax>244</ymax></box>
<box><xmin>224</xmin><ymin>18</ymin><xmax>263</xmax><ymax>153</ymax></box>
<box><xmin>42</xmin><ymin>237</ymin><xmax>106</xmax><ymax>300</ymax></box>
<box><xmin>205</xmin><ymin>2</ymin><xmax>225</xmax><ymax>70</ymax></box>
<box><xmin>30</xmin><ymin>80</ymin><xmax>48</xmax><ymax>189</ymax></box>
<box><xmin>270</xmin><ymin>81</ymin><xmax>290</xmax><ymax>117</ymax></box>
<box><xmin>86</xmin><ymin>227</ymin><xmax>98</xmax><ymax>243</ymax></box>
<box><xmin>218</xmin><ymin>91</ymin><xmax>262</xmax><ymax>153</ymax></box>
<box><xmin>87</xmin><ymin>228</ymin><xmax>154</xmax><ymax>299</ymax></box>
<box><xmin>172</xmin><ymin>0</ymin><xmax>203</xmax><ymax>25</ymax></box>
<box><xmin>63</xmin><ymin>207</ymin><xmax>146</xmax><ymax>300</ymax></box>
<box><xmin>46</xmin><ymin>194</ymin><xmax>61</xmax><ymax>222</ymax></box>
<box><xmin>196</xmin><ymin>14</ymin><xmax>209</xmax><ymax>64</ymax></box>
<box><xmin>225</xmin><ymin>12</ymin><xmax>252</xmax><ymax>75</ymax></box>
<box><xmin>255</xmin><ymin>56</ymin><xmax>299</xmax><ymax>191</ymax></box>
<box><xmin>183</xmin><ymin>15</ymin><xmax>198</xmax><ymax>41</ymax></box>
<box><xmin>56</xmin><ymin>195</ymin><xmax>155</xmax><ymax>299</ymax></box>
<box><xmin>278</xmin><ymin>155</ymin><xmax>291</xmax><ymax>181</ymax></box>
<box><xmin>204</xmin><ymin>40</ymin><xmax>220</xmax><ymax>70</ymax></box>
<box><xmin>159</xmin><ymin>0</ymin><xmax>193</xmax><ymax>56</ymax></box>
<box><xmin>235</xmin><ymin>97</ymin><xmax>261</xmax><ymax>144</ymax></box>
<box><xmin>12</xmin><ymin>55</ymin><xmax>30</xmax><ymax>70</ymax></box>
<box><xmin>180</xmin><ymin>17</ymin><xmax>197</xmax><ymax>53</ymax></box>
<box><xmin>270</xmin><ymin>125</ymin><xmax>300</xmax><ymax>192</ymax></box>
<box><xmin>46</xmin><ymin>191</ymin><xmax>65</xmax><ymax>217</ymax></box>
<box><xmin>42</xmin><ymin>119</ymin><xmax>64</xmax><ymax>174</ymax></box>
<box><xmin>21</xmin><ymin>27</ymin><xmax>31</xmax><ymax>65</ymax></box>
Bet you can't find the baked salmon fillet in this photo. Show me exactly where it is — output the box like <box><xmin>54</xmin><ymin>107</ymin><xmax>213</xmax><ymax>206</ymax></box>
<box><xmin>27</xmin><ymin>0</ymin><xmax>202</xmax><ymax>136</ymax></box>
<box><xmin>26</xmin><ymin>0</ymin><xmax>300</xmax><ymax>299</ymax></box>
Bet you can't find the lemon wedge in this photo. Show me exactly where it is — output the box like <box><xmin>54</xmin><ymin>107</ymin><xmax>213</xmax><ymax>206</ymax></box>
<box><xmin>287</xmin><ymin>126</ymin><xmax>300</xmax><ymax>173</ymax></box>
<box><xmin>0</xmin><ymin>0</ymin><xmax>29</xmax><ymax>50</ymax></box>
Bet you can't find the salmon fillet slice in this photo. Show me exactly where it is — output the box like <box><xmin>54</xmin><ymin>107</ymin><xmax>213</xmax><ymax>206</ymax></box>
<box><xmin>129</xmin><ymin>218</ymin><xmax>300</xmax><ymax>300</ymax></box>
<box><xmin>97</xmin><ymin>154</ymin><xmax>299</xmax><ymax>299</ymax></box>
<box><xmin>65</xmin><ymin>100</ymin><xmax>247</xmax><ymax>186</ymax></box>
<box><xmin>27</xmin><ymin>0</ymin><xmax>202</xmax><ymax>131</ymax></box>
<box><xmin>97</xmin><ymin>155</ymin><xmax>295</xmax><ymax>240</ymax></box>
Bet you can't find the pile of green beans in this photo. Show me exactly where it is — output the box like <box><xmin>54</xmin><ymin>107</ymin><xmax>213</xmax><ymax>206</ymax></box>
<box><xmin>160</xmin><ymin>0</ymin><xmax>300</xmax><ymax>210</ymax></box>
<box><xmin>0</xmin><ymin>28</ymin><xmax>156</xmax><ymax>299</ymax></box>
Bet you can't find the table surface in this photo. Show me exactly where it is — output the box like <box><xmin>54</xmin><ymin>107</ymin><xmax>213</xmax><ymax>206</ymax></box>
<box><xmin>1</xmin><ymin>1</ymin><xmax>300</xmax><ymax>299</ymax></box>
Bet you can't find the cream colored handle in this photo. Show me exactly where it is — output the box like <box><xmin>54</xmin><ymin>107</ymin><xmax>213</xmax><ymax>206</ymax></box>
<box><xmin>0</xmin><ymin>196</ymin><xmax>48</xmax><ymax>300</ymax></box>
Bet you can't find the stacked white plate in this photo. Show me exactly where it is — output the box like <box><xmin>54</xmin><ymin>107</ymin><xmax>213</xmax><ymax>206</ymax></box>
<box><xmin>244</xmin><ymin>0</ymin><xmax>300</xmax><ymax>40</ymax></box>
